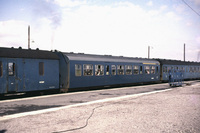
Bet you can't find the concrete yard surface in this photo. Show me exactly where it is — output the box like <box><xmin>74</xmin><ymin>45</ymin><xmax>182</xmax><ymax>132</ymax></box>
<box><xmin>0</xmin><ymin>82</ymin><xmax>200</xmax><ymax>133</ymax></box>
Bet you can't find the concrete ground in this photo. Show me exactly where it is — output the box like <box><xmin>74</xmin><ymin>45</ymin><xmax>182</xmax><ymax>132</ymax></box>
<box><xmin>0</xmin><ymin>82</ymin><xmax>200</xmax><ymax>133</ymax></box>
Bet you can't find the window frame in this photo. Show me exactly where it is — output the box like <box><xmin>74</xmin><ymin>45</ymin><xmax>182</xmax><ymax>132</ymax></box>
<box><xmin>145</xmin><ymin>66</ymin><xmax>150</xmax><ymax>74</ymax></box>
<box><xmin>163</xmin><ymin>66</ymin><xmax>167</xmax><ymax>73</ymax></box>
<box><xmin>117</xmin><ymin>65</ymin><xmax>124</xmax><ymax>75</ymax></box>
<box><xmin>83</xmin><ymin>64</ymin><xmax>93</xmax><ymax>76</ymax></box>
<box><xmin>75</xmin><ymin>64</ymin><xmax>82</xmax><ymax>76</ymax></box>
<box><xmin>156</xmin><ymin>66</ymin><xmax>159</xmax><ymax>74</ymax></box>
<box><xmin>151</xmin><ymin>66</ymin><xmax>156</xmax><ymax>74</ymax></box>
<box><xmin>95</xmin><ymin>64</ymin><xmax>104</xmax><ymax>76</ymax></box>
<box><xmin>106</xmin><ymin>65</ymin><xmax>110</xmax><ymax>75</ymax></box>
<box><xmin>133</xmin><ymin>65</ymin><xmax>139</xmax><ymax>75</ymax></box>
<box><xmin>111</xmin><ymin>65</ymin><xmax>116</xmax><ymax>75</ymax></box>
<box><xmin>8</xmin><ymin>62</ymin><xmax>15</xmax><ymax>76</ymax></box>
<box><xmin>125</xmin><ymin>65</ymin><xmax>132</xmax><ymax>75</ymax></box>
<box><xmin>140</xmin><ymin>66</ymin><xmax>143</xmax><ymax>74</ymax></box>
<box><xmin>39</xmin><ymin>62</ymin><xmax>44</xmax><ymax>76</ymax></box>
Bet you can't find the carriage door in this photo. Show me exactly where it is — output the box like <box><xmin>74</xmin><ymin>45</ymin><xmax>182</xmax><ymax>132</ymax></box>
<box><xmin>7</xmin><ymin>60</ymin><xmax>17</xmax><ymax>92</ymax></box>
<box><xmin>105</xmin><ymin>64</ymin><xmax>110</xmax><ymax>84</ymax></box>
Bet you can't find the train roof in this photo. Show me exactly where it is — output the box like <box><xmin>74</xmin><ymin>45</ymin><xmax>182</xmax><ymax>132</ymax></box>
<box><xmin>155</xmin><ymin>59</ymin><xmax>200</xmax><ymax>66</ymax></box>
<box><xmin>62</xmin><ymin>52</ymin><xmax>160</xmax><ymax>65</ymax></box>
<box><xmin>0</xmin><ymin>47</ymin><xmax>59</xmax><ymax>60</ymax></box>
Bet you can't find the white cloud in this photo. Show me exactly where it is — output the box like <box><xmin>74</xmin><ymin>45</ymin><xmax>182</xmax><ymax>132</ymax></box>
<box><xmin>174</xmin><ymin>4</ymin><xmax>186</xmax><ymax>13</ymax></box>
<box><xmin>196</xmin><ymin>36</ymin><xmax>200</xmax><ymax>43</ymax></box>
<box><xmin>50</xmin><ymin>1</ymin><xmax>188</xmax><ymax>60</ymax></box>
<box><xmin>147</xmin><ymin>1</ymin><xmax>153</xmax><ymax>6</ymax></box>
<box><xmin>54</xmin><ymin>0</ymin><xmax>86</xmax><ymax>7</ymax></box>
<box><xmin>186</xmin><ymin>22</ymin><xmax>193</xmax><ymax>26</ymax></box>
<box><xmin>160</xmin><ymin>5</ymin><xmax>168</xmax><ymax>11</ymax></box>
<box><xmin>1</xmin><ymin>0</ymin><xmax>199</xmax><ymax>61</ymax></box>
<box><xmin>0</xmin><ymin>20</ymin><xmax>28</xmax><ymax>48</ymax></box>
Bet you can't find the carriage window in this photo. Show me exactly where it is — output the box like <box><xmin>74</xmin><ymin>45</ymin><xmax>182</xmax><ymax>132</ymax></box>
<box><xmin>117</xmin><ymin>65</ymin><xmax>124</xmax><ymax>75</ymax></box>
<box><xmin>95</xmin><ymin>65</ymin><xmax>104</xmax><ymax>76</ymax></box>
<box><xmin>125</xmin><ymin>65</ymin><xmax>132</xmax><ymax>75</ymax></box>
<box><xmin>194</xmin><ymin>67</ymin><xmax>197</xmax><ymax>72</ymax></box>
<box><xmin>182</xmin><ymin>67</ymin><xmax>184</xmax><ymax>72</ymax></box>
<box><xmin>140</xmin><ymin>66</ymin><xmax>143</xmax><ymax>74</ymax></box>
<box><xmin>190</xmin><ymin>67</ymin><xmax>193</xmax><ymax>72</ymax></box>
<box><xmin>133</xmin><ymin>65</ymin><xmax>139</xmax><ymax>75</ymax></box>
<box><xmin>151</xmin><ymin>66</ymin><xmax>155</xmax><ymax>74</ymax></box>
<box><xmin>0</xmin><ymin>61</ymin><xmax>2</xmax><ymax>77</ymax></box>
<box><xmin>75</xmin><ymin>64</ymin><xmax>82</xmax><ymax>76</ymax></box>
<box><xmin>174</xmin><ymin>66</ymin><xmax>178</xmax><ymax>73</ymax></box>
<box><xmin>106</xmin><ymin>65</ymin><xmax>109</xmax><ymax>75</ymax></box>
<box><xmin>167</xmin><ymin>67</ymin><xmax>171</xmax><ymax>73</ymax></box>
<box><xmin>39</xmin><ymin>62</ymin><xmax>44</xmax><ymax>76</ymax></box>
<box><xmin>163</xmin><ymin>66</ymin><xmax>167</xmax><ymax>73</ymax></box>
<box><xmin>171</xmin><ymin>67</ymin><xmax>174</xmax><ymax>72</ymax></box>
<box><xmin>156</xmin><ymin>66</ymin><xmax>159</xmax><ymax>73</ymax></box>
<box><xmin>8</xmin><ymin>62</ymin><xmax>15</xmax><ymax>76</ymax></box>
<box><xmin>145</xmin><ymin>66</ymin><xmax>150</xmax><ymax>74</ymax></box>
<box><xmin>83</xmin><ymin>64</ymin><xmax>93</xmax><ymax>76</ymax></box>
<box><xmin>111</xmin><ymin>65</ymin><xmax>116</xmax><ymax>75</ymax></box>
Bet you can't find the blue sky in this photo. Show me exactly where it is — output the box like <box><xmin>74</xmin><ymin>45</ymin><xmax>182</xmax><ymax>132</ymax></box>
<box><xmin>0</xmin><ymin>0</ymin><xmax>200</xmax><ymax>61</ymax></box>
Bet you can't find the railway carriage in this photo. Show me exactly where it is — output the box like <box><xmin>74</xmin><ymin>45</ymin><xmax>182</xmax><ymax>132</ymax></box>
<box><xmin>0</xmin><ymin>47</ymin><xmax>59</xmax><ymax>94</ymax></box>
<box><xmin>56</xmin><ymin>52</ymin><xmax>160</xmax><ymax>92</ymax></box>
<box><xmin>156</xmin><ymin>59</ymin><xmax>200</xmax><ymax>81</ymax></box>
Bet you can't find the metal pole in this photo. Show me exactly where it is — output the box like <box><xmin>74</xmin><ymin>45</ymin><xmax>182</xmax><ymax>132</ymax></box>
<box><xmin>184</xmin><ymin>43</ymin><xmax>185</xmax><ymax>61</ymax></box>
<box><xmin>28</xmin><ymin>25</ymin><xmax>30</xmax><ymax>49</ymax></box>
<box><xmin>148</xmin><ymin>46</ymin><xmax>150</xmax><ymax>59</ymax></box>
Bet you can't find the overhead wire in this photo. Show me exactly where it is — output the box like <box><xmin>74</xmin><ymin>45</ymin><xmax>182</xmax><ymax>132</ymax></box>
<box><xmin>181</xmin><ymin>0</ymin><xmax>200</xmax><ymax>17</ymax></box>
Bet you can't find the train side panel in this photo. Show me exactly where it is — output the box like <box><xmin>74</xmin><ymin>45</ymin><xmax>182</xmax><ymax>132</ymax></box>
<box><xmin>158</xmin><ymin>59</ymin><xmax>200</xmax><ymax>82</ymax></box>
<box><xmin>0</xmin><ymin>58</ymin><xmax>7</xmax><ymax>94</ymax></box>
<box><xmin>68</xmin><ymin>61</ymin><xmax>160</xmax><ymax>90</ymax></box>
<box><xmin>22</xmin><ymin>59</ymin><xmax>59</xmax><ymax>92</ymax></box>
<box><xmin>0</xmin><ymin>57</ymin><xmax>59</xmax><ymax>94</ymax></box>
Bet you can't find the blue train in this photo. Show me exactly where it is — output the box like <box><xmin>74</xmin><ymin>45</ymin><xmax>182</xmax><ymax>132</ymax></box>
<box><xmin>0</xmin><ymin>47</ymin><xmax>200</xmax><ymax>94</ymax></box>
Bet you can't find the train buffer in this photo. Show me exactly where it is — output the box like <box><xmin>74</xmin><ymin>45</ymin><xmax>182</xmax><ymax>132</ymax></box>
<box><xmin>168</xmin><ymin>71</ymin><xmax>183</xmax><ymax>87</ymax></box>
